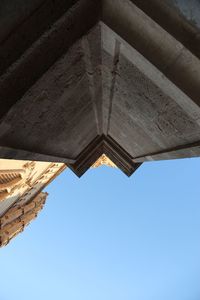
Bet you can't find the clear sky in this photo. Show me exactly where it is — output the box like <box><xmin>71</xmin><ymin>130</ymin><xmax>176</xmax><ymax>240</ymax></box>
<box><xmin>1</xmin><ymin>158</ymin><xmax>200</xmax><ymax>300</ymax></box>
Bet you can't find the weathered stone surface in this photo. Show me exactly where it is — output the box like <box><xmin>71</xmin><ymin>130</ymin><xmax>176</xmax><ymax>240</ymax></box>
<box><xmin>0</xmin><ymin>159</ymin><xmax>65</xmax><ymax>217</ymax></box>
<box><xmin>0</xmin><ymin>159</ymin><xmax>65</xmax><ymax>247</ymax></box>
<box><xmin>0</xmin><ymin>0</ymin><xmax>199</xmax><ymax>175</ymax></box>
<box><xmin>0</xmin><ymin>192</ymin><xmax>47</xmax><ymax>247</ymax></box>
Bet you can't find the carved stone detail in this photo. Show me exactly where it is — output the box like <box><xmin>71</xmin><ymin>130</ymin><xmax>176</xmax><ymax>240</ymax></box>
<box><xmin>0</xmin><ymin>192</ymin><xmax>47</xmax><ymax>247</ymax></box>
<box><xmin>0</xmin><ymin>190</ymin><xmax>9</xmax><ymax>202</ymax></box>
<box><xmin>0</xmin><ymin>162</ymin><xmax>38</xmax><ymax>202</ymax></box>
<box><xmin>17</xmin><ymin>162</ymin><xmax>65</xmax><ymax>206</ymax></box>
<box><xmin>0</xmin><ymin>171</ymin><xmax>24</xmax><ymax>189</ymax></box>
<box><xmin>0</xmin><ymin>169</ymin><xmax>26</xmax><ymax>201</ymax></box>
<box><xmin>91</xmin><ymin>154</ymin><xmax>117</xmax><ymax>168</ymax></box>
<box><xmin>0</xmin><ymin>160</ymin><xmax>65</xmax><ymax>247</ymax></box>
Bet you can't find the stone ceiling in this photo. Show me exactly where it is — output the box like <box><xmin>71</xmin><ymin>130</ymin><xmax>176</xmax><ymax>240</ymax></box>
<box><xmin>0</xmin><ymin>0</ymin><xmax>200</xmax><ymax>177</ymax></box>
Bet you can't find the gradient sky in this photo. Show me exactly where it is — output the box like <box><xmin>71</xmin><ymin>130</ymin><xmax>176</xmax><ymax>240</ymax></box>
<box><xmin>1</xmin><ymin>158</ymin><xmax>200</xmax><ymax>300</ymax></box>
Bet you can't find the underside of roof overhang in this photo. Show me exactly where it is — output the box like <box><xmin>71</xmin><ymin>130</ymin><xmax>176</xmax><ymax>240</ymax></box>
<box><xmin>0</xmin><ymin>0</ymin><xmax>200</xmax><ymax>177</ymax></box>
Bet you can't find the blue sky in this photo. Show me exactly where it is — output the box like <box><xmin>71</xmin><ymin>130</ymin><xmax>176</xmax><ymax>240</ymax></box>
<box><xmin>1</xmin><ymin>158</ymin><xmax>200</xmax><ymax>300</ymax></box>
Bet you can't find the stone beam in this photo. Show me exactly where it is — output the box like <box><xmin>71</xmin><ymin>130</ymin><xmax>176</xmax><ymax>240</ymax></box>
<box><xmin>102</xmin><ymin>0</ymin><xmax>200</xmax><ymax>107</ymax></box>
<box><xmin>0</xmin><ymin>146</ymin><xmax>75</xmax><ymax>164</ymax></box>
<box><xmin>130</xmin><ymin>0</ymin><xmax>200</xmax><ymax>60</ymax></box>
<box><xmin>133</xmin><ymin>140</ymin><xmax>200</xmax><ymax>162</ymax></box>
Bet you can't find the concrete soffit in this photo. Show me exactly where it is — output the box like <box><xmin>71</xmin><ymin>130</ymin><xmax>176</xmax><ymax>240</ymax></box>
<box><xmin>0</xmin><ymin>0</ymin><xmax>200</xmax><ymax>177</ymax></box>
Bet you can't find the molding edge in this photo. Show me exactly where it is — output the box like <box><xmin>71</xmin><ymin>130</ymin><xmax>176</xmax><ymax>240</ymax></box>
<box><xmin>68</xmin><ymin>135</ymin><xmax>142</xmax><ymax>177</ymax></box>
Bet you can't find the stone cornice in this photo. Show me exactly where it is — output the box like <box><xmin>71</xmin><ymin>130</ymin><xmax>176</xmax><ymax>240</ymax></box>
<box><xmin>68</xmin><ymin>135</ymin><xmax>141</xmax><ymax>177</ymax></box>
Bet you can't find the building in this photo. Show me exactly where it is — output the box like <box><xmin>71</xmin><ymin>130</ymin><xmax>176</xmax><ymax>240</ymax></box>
<box><xmin>0</xmin><ymin>0</ymin><xmax>200</xmax><ymax>246</ymax></box>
